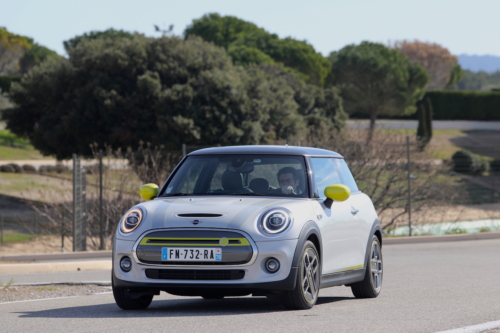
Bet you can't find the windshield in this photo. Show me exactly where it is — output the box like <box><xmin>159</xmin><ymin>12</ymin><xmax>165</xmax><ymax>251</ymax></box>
<box><xmin>162</xmin><ymin>154</ymin><xmax>308</xmax><ymax>198</ymax></box>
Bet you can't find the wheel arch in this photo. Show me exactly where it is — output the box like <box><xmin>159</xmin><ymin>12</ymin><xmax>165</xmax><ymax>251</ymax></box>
<box><xmin>292</xmin><ymin>220</ymin><xmax>322</xmax><ymax>268</ymax></box>
<box><xmin>364</xmin><ymin>219</ymin><xmax>382</xmax><ymax>267</ymax></box>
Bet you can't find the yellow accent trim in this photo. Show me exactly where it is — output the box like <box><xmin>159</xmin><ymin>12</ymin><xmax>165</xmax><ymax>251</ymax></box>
<box><xmin>324</xmin><ymin>184</ymin><xmax>351</xmax><ymax>202</ymax></box>
<box><xmin>139</xmin><ymin>237</ymin><xmax>250</xmax><ymax>247</ymax></box>
<box><xmin>139</xmin><ymin>183</ymin><xmax>159</xmax><ymax>201</ymax></box>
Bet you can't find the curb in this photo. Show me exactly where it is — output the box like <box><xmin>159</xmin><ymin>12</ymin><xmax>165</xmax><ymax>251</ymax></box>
<box><xmin>12</xmin><ymin>281</ymin><xmax>111</xmax><ymax>286</ymax></box>
<box><xmin>0</xmin><ymin>251</ymin><xmax>112</xmax><ymax>262</ymax></box>
<box><xmin>383</xmin><ymin>231</ymin><xmax>500</xmax><ymax>245</ymax></box>
<box><xmin>0</xmin><ymin>260</ymin><xmax>111</xmax><ymax>274</ymax></box>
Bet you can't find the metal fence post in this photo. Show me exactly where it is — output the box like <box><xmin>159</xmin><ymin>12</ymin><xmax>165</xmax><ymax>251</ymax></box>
<box><xmin>73</xmin><ymin>154</ymin><xmax>77</xmax><ymax>251</ymax></box>
<box><xmin>182</xmin><ymin>144</ymin><xmax>186</xmax><ymax>157</ymax></box>
<box><xmin>0</xmin><ymin>214</ymin><xmax>3</xmax><ymax>246</ymax></box>
<box><xmin>73</xmin><ymin>154</ymin><xmax>87</xmax><ymax>251</ymax></box>
<box><xmin>99</xmin><ymin>149</ymin><xmax>104</xmax><ymax>250</ymax></box>
<box><xmin>61</xmin><ymin>208</ymin><xmax>65</xmax><ymax>252</ymax></box>
<box><xmin>407</xmin><ymin>136</ymin><xmax>412</xmax><ymax>236</ymax></box>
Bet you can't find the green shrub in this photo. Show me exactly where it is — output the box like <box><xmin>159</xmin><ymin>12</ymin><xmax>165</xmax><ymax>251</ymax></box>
<box><xmin>0</xmin><ymin>76</ymin><xmax>21</xmax><ymax>93</ymax></box>
<box><xmin>426</xmin><ymin>91</ymin><xmax>500</xmax><ymax>120</ymax></box>
<box><xmin>0</xmin><ymin>165</ymin><xmax>15</xmax><ymax>173</ymax></box>
<box><xmin>452</xmin><ymin>150</ymin><xmax>489</xmax><ymax>174</ymax></box>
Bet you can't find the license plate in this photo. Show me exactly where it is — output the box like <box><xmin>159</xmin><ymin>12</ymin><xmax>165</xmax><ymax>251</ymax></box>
<box><xmin>161</xmin><ymin>247</ymin><xmax>222</xmax><ymax>261</ymax></box>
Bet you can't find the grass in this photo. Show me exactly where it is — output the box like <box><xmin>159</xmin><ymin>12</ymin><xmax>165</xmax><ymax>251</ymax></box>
<box><xmin>0</xmin><ymin>129</ymin><xmax>47</xmax><ymax>160</ymax></box>
<box><xmin>1</xmin><ymin>233</ymin><xmax>35</xmax><ymax>244</ymax></box>
<box><xmin>0</xmin><ymin>173</ymin><xmax>65</xmax><ymax>192</ymax></box>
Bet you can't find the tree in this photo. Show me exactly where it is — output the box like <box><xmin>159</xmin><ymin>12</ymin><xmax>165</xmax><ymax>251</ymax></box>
<box><xmin>0</xmin><ymin>28</ymin><xmax>31</xmax><ymax>75</ymax></box>
<box><xmin>184</xmin><ymin>13</ymin><xmax>262</xmax><ymax>50</ymax></box>
<box><xmin>63</xmin><ymin>28</ymin><xmax>135</xmax><ymax>52</ymax></box>
<box><xmin>328</xmin><ymin>42</ymin><xmax>429</xmax><ymax>136</ymax></box>
<box><xmin>184</xmin><ymin>13</ymin><xmax>331</xmax><ymax>86</ymax></box>
<box><xmin>392</xmin><ymin>40</ymin><xmax>463</xmax><ymax>90</ymax></box>
<box><xmin>4</xmin><ymin>35</ymin><xmax>329</xmax><ymax>159</ymax></box>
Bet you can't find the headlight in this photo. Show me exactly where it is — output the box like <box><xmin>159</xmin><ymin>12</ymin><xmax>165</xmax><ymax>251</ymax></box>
<box><xmin>121</xmin><ymin>208</ymin><xmax>144</xmax><ymax>233</ymax></box>
<box><xmin>260</xmin><ymin>208</ymin><xmax>293</xmax><ymax>235</ymax></box>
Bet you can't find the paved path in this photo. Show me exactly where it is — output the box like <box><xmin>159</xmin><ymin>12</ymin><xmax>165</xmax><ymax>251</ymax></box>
<box><xmin>1</xmin><ymin>238</ymin><xmax>500</xmax><ymax>333</ymax></box>
<box><xmin>348</xmin><ymin>120</ymin><xmax>500</xmax><ymax>131</ymax></box>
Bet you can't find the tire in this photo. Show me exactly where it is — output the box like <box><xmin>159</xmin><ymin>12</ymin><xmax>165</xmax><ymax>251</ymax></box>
<box><xmin>112</xmin><ymin>272</ymin><xmax>153</xmax><ymax>310</ymax></box>
<box><xmin>282</xmin><ymin>240</ymin><xmax>321</xmax><ymax>310</ymax></box>
<box><xmin>351</xmin><ymin>235</ymin><xmax>383</xmax><ymax>298</ymax></box>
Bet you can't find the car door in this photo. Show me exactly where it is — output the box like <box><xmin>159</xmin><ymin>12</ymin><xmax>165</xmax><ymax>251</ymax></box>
<box><xmin>336</xmin><ymin>159</ymin><xmax>373</xmax><ymax>270</ymax></box>
<box><xmin>309</xmin><ymin>157</ymin><xmax>362</xmax><ymax>274</ymax></box>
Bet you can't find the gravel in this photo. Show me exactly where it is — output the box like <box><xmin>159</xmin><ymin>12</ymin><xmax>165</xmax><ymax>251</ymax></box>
<box><xmin>0</xmin><ymin>284</ymin><xmax>111</xmax><ymax>303</ymax></box>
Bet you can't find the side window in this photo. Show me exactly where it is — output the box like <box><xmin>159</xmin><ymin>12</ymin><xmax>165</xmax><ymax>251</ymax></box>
<box><xmin>310</xmin><ymin>158</ymin><xmax>342</xmax><ymax>198</ymax></box>
<box><xmin>338</xmin><ymin>159</ymin><xmax>359</xmax><ymax>192</ymax></box>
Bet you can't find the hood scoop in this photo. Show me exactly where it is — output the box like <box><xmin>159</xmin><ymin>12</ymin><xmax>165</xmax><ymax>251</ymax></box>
<box><xmin>176</xmin><ymin>213</ymin><xmax>223</xmax><ymax>218</ymax></box>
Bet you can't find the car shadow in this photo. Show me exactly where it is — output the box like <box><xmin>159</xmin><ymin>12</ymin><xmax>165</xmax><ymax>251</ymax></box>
<box><xmin>15</xmin><ymin>295</ymin><xmax>354</xmax><ymax>318</ymax></box>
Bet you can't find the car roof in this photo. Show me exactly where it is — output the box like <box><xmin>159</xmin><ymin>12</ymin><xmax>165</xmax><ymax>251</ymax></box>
<box><xmin>188</xmin><ymin>145</ymin><xmax>343</xmax><ymax>158</ymax></box>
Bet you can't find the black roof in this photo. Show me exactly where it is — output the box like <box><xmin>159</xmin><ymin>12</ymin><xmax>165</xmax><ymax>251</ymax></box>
<box><xmin>188</xmin><ymin>145</ymin><xmax>343</xmax><ymax>158</ymax></box>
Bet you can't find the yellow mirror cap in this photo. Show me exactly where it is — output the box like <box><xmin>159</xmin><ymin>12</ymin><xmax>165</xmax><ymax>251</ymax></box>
<box><xmin>324</xmin><ymin>184</ymin><xmax>351</xmax><ymax>202</ymax></box>
<box><xmin>139</xmin><ymin>183</ymin><xmax>159</xmax><ymax>201</ymax></box>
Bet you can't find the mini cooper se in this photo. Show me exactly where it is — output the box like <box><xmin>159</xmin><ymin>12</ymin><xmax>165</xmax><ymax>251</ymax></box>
<box><xmin>113</xmin><ymin>146</ymin><xmax>383</xmax><ymax>310</ymax></box>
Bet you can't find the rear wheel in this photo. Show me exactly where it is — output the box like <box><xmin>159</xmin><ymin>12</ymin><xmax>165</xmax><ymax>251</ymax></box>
<box><xmin>282</xmin><ymin>241</ymin><xmax>320</xmax><ymax>310</ymax></box>
<box><xmin>112</xmin><ymin>273</ymin><xmax>153</xmax><ymax>310</ymax></box>
<box><xmin>351</xmin><ymin>235</ymin><xmax>383</xmax><ymax>298</ymax></box>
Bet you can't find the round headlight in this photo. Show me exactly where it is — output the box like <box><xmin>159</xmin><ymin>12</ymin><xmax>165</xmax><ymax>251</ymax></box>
<box><xmin>260</xmin><ymin>208</ymin><xmax>293</xmax><ymax>234</ymax></box>
<box><xmin>121</xmin><ymin>208</ymin><xmax>143</xmax><ymax>233</ymax></box>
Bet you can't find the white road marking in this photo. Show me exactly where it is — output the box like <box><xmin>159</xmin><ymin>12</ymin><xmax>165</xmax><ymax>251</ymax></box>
<box><xmin>435</xmin><ymin>320</ymin><xmax>500</xmax><ymax>333</ymax></box>
<box><xmin>0</xmin><ymin>295</ymin><xmax>80</xmax><ymax>305</ymax></box>
<box><xmin>0</xmin><ymin>292</ymin><xmax>112</xmax><ymax>305</ymax></box>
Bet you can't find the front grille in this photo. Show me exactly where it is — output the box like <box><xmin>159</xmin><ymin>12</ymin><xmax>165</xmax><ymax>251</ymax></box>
<box><xmin>145</xmin><ymin>269</ymin><xmax>245</xmax><ymax>280</ymax></box>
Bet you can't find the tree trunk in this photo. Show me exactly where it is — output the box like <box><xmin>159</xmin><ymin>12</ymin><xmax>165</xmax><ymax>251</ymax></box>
<box><xmin>367</xmin><ymin>112</ymin><xmax>377</xmax><ymax>142</ymax></box>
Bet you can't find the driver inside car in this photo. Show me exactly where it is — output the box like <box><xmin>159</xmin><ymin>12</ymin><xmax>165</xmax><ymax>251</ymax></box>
<box><xmin>277</xmin><ymin>167</ymin><xmax>301</xmax><ymax>195</ymax></box>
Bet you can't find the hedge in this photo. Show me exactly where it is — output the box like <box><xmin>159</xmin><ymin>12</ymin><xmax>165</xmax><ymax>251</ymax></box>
<box><xmin>351</xmin><ymin>90</ymin><xmax>500</xmax><ymax>121</ymax></box>
<box><xmin>0</xmin><ymin>76</ymin><xmax>21</xmax><ymax>93</ymax></box>
<box><xmin>426</xmin><ymin>91</ymin><xmax>500</xmax><ymax>120</ymax></box>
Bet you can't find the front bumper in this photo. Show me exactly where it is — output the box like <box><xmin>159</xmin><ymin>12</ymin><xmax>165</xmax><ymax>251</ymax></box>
<box><xmin>113</xmin><ymin>229</ymin><xmax>299</xmax><ymax>291</ymax></box>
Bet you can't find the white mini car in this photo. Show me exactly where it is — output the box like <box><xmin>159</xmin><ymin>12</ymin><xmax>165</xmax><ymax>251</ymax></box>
<box><xmin>112</xmin><ymin>146</ymin><xmax>383</xmax><ymax>310</ymax></box>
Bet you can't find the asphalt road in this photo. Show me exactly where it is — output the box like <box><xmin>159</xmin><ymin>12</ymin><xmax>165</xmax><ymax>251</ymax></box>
<box><xmin>2</xmin><ymin>239</ymin><xmax>500</xmax><ymax>333</ymax></box>
<box><xmin>348</xmin><ymin>120</ymin><xmax>500</xmax><ymax>131</ymax></box>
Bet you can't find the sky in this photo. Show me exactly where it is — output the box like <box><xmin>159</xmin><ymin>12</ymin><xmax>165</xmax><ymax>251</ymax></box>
<box><xmin>1</xmin><ymin>0</ymin><xmax>500</xmax><ymax>57</ymax></box>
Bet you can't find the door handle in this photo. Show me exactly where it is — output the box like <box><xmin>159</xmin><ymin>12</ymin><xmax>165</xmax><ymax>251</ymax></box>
<box><xmin>351</xmin><ymin>208</ymin><xmax>359</xmax><ymax>215</ymax></box>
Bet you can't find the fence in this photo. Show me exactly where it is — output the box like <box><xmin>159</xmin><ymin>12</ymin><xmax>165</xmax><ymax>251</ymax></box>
<box><xmin>1</xmin><ymin>138</ymin><xmax>500</xmax><ymax>252</ymax></box>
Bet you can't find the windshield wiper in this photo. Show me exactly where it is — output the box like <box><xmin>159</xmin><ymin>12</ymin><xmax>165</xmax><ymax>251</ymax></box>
<box><xmin>162</xmin><ymin>193</ymin><xmax>190</xmax><ymax>197</ymax></box>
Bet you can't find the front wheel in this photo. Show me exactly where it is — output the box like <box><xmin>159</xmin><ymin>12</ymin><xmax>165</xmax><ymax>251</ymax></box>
<box><xmin>112</xmin><ymin>273</ymin><xmax>153</xmax><ymax>310</ymax></box>
<box><xmin>351</xmin><ymin>235</ymin><xmax>383</xmax><ymax>298</ymax></box>
<box><xmin>282</xmin><ymin>240</ymin><xmax>321</xmax><ymax>310</ymax></box>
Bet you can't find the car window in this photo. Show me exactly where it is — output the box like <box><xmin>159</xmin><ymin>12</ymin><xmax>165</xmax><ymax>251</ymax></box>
<box><xmin>310</xmin><ymin>158</ymin><xmax>342</xmax><ymax>198</ymax></box>
<box><xmin>164</xmin><ymin>155</ymin><xmax>308</xmax><ymax>198</ymax></box>
<box><xmin>338</xmin><ymin>159</ymin><xmax>359</xmax><ymax>192</ymax></box>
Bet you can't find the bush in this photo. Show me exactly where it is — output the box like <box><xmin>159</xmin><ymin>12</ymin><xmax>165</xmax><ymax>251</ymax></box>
<box><xmin>0</xmin><ymin>76</ymin><xmax>21</xmax><ymax>93</ymax></box>
<box><xmin>0</xmin><ymin>165</ymin><xmax>15</xmax><ymax>173</ymax></box>
<box><xmin>55</xmin><ymin>164</ymin><xmax>69</xmax><ymax>173</ymax></box>
<box><xmin>6</xmin><ymin>163</ymin><xmax>23</xmax><ymax>173</ymax></box>
<box><xmin>22</xmin><ymin>164</ymin><xmax>37</xmax><ymax>173</ymax></box>
<box><xmin>39</xmin><ymin>165</ymin><xmax>56</xmax><ymax>173</ymax></box>
<box><xmin>490</xmin><ymin>159</ymin><xmax>500</xmax><ymax>173</ymax></box>
<box><xmin>452</xmin><ymin>150</ymin><xmax>489</xmax><ymax>174</ymax></box>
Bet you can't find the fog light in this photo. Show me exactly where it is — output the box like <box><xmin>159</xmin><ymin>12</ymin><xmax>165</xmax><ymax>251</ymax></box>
<box><xmin>120</xmin><ymin>256</ymin><xmax>132</xmax><ymax>272</ymax></box>
<box><xmin>265</xmin><ymin>258</ymin><xmax>280</xmax><ymax>273</ymax></box>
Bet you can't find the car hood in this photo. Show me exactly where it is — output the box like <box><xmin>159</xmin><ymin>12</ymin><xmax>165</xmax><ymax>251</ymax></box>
<box><xmin>119</xmin><ymin>196</ymin><xmax>314</xmax><ymax>242</ymax></box>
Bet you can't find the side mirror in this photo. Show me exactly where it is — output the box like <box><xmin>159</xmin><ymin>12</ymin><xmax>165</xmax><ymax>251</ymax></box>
<box><xmin>323</xmin><ymin>184</ymin><xmax>350</xmax><ymax>209</ymax></box>
<box><xmin>139</xmin><ymin>183</ymin><xmax>159</xmax><ymax>201</ymax></box>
